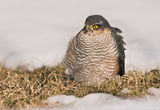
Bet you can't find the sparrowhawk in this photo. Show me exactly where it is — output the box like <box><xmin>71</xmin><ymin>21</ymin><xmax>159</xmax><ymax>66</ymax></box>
<box><xmin>62</xmin><ymin>15</ymin><xmax>126</xmax><ymax>86</ymax></box>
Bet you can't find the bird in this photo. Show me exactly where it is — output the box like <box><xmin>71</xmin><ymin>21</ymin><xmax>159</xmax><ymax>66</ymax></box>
<box><xmin>62</xmin><ymin>15</ymin><xmax>126</xmax><ymax>86</ymax></box>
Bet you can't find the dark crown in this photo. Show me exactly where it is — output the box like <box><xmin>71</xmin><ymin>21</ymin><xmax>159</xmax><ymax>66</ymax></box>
<box><xmin>85</xmin><ymin>15</ymin><xmax>111</xmax><ymax>27</ymax></box>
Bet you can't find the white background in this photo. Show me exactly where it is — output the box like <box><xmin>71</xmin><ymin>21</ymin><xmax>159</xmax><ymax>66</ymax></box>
<box><xmin>0</xmin><ymin>0</ymin><xmax>160</xmax><ymax>70</ymax></box>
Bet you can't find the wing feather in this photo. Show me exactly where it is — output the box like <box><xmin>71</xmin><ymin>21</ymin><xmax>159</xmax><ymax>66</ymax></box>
<box><xmin>111</xmin><ymin>27</ymin><xmax>126</xmax><ymax>76</ymax></box>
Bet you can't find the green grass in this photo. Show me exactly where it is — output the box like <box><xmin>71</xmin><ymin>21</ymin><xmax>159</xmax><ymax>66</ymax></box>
<box><xmin>0</xmin><ymin>64</ymin><xmax>159</xmax><ymax>109</ymax></box>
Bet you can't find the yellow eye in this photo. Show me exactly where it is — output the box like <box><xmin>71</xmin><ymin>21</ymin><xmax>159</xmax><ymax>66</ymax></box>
<box><xmin>93</xmin><ymin>25</ymin><xmax>99</xmax><ymax>30</ymax></box>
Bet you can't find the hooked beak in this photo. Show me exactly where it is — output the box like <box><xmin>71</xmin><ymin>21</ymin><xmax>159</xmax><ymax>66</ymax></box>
<box><xmin>83</xmin><ymin>25</ymin><xmax>92</xmax><ymax>33</ymax></box>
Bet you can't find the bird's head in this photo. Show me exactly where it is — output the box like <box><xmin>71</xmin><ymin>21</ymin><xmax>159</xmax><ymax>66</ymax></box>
<box><xmin>82</xmin><ymin>15</ymin><xmax>111</xmax><ymax>36</ymax></box>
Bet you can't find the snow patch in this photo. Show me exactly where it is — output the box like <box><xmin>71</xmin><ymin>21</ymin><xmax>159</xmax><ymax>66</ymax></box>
<box><xmin>0</xmin><ymin>0</ymin><xmax>160</xmax><ymax>69</ymax></box>
<box><xmin>148</xmin><ymin>88</ymin><xmax>160</xmax><ymax>97</ymax></box>
<box><xmin>121</xmin><ymin>88</ymin><xmax>130</xmax><ymax>94</ymax></box>
<box><xmin>41</xmin><ymin>91</ymin><xmax>160</xmax><ymax>110</ymax></box>
<box><xmin>45</xmin><ymin>95</ymin><xmax>77</xmax><ymax>106</ymax></box>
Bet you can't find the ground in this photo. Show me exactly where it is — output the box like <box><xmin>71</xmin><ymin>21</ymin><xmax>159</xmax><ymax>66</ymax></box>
<box><xmin>0</xmin><ymin>65</ymin><xmax>159</xmax><ymax>109</ymax></box>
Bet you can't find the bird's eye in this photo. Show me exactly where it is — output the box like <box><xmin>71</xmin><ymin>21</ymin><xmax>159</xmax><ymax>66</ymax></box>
<box><xmin>93</xmin><ymin>24</ymin><xmax>100</xmax><ymax>30</ymax></box>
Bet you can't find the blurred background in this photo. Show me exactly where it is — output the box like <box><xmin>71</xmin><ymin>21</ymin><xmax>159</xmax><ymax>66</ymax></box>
<box><xmin>0</xmin><ymin>0</ymin><xmax>160</xmax><ymax>70</ymax></box>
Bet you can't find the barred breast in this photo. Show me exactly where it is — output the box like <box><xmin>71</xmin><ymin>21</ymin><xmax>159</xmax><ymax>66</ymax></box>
<box><xmin>62</xmin><ymin>28</ymin><xmax>122</xmax><ymax>86</ymax></box>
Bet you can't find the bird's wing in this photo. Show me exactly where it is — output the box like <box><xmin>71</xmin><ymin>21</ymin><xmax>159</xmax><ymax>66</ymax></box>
<box><xmin>111</xmin><ymin>27</ymin><xmax>126</xmax><ymax>76</ymax></box>
<box><xmin>112</xmin><ymin>27</ymin><xmax>122</xmax><ymax>33</ymax></box>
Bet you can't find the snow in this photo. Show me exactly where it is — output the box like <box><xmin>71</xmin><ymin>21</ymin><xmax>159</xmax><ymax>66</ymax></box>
<box><xmin>149</xmin><ymin>88</ymin><xmax>160</xmax><ymax>97</ymax></box>
<box><xmin>37</xmin><ymin>89</ymin><xmax>160</xmax><ymax>110</ymax></box>
<box><xmin>121</xmin><ymin>88</ymin><xmax>130</xmax><ymax>94</ymax></box>
<box><xmin>0</xmin><ymin>0</ymin><xmax>160</xmax><ymax>70</ymax></box>
<box><xmin>46</xmin><ymin>95</ymin><xmax>77</xmax><ymax>105</ymax></box>
<box><xmin>0</xmin><ymin>0</ymin><xmax>160</xmax><ymax>110</ymax></box>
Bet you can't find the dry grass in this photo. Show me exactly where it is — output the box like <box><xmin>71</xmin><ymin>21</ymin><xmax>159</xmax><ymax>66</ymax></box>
<box><xmin>0</xmin><ymin>64</ymin><xmax>159</xmax><ymax>109</ymax></box>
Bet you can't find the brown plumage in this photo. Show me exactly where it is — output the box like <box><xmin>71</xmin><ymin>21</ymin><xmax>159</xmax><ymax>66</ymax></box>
<box><xmin>62</xmin><ymin>15</ymin><xmax>126</xmax><ymax>86</ymax></box>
